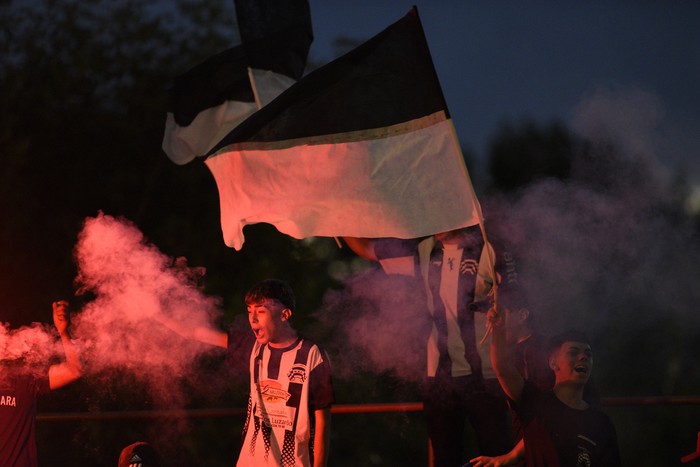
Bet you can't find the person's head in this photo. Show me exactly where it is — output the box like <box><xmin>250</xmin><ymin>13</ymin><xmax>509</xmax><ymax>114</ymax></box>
<box><xmin>547</xmin><ymin>330</ymin><xmax>593</xmax><ymax>386</ymax></box>
<box><xmin>244</xmin><ymin>279</ymin><xmax>297</xmax><ymax>347</ymax></box>
<box><xmin>118</xmin><ymin>441</ymin><xmax>160</xmax><ymax>467</ymax></box>
<box><xmin>503</xmin><ymin>305</ymin><xmax>533</xmax><ymax>343</ymax></box>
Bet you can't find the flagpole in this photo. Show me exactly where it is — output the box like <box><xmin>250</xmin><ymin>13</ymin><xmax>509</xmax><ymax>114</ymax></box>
<box><xmin>414</xmin><ymin>4</ymin><xmax>499</xmax><ymax>338</ymax></box>
<box><xmin>446</xmin><ymin>119</ymin><xmax>498</xmax><ymax>345</ymax></box>
<box><xmin>247</xmin><ymin>67</ymin><xmax>262</xmax><ymax>110</ymax></box>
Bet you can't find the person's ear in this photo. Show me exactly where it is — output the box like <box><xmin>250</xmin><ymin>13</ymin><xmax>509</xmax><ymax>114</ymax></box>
<box><xmin>518</xmin><ymin>308</ymin><xmax>530</xmax><ymax>324</ymax></box>
<box><xmin>549</xmin><ymin>355</ymin><xmax>559</xmax><ymax>371</ymax></box>
<box><xmin>281</xmin><ymin>308</ymin><xmax>292</xmax><ymax>322</ymax></box>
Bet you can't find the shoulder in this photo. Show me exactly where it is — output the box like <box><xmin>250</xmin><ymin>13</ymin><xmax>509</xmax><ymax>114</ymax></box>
<box><xmin>518</xmin><ymin>379</ymin><xmax>556</xmax><ymax>410</ymax></box>
<box><xmin>300</xmin><ymin>338</ymin><xmax>328</xmax><ymax>359</ymax></box>
<box><xmin>298</xmin><ymin>338</ymin><xmax>333</xmax><ymax>374</ymax></box>
<box><xmin>521</xmin><ymin>379</ymin><xmax>546</xmax><ymax>399</ymax></box>
<box><xmin>586</xmin><ymin>405</ymin><xmax>617</xmax><ymax>429</ymax></box>
<box><xmin>5</xmin><ymin>369</ymin><xmax>49</xmax><ymax>395</ymax></box>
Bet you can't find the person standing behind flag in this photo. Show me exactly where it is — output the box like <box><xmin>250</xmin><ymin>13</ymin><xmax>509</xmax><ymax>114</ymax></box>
<box><xmin>0</xmin><ymin>300</ymin><xmax>83</xmax><ymax>467</ymax></box>
<box><xmin>154</xmin><ymin>279</ymin><xmax>334</xmax><ymax>467</ymax></box>
<box><xmin>344</xmin><ymin>227</ymin><xmax>513</xmax><ymax>466</ymax></box>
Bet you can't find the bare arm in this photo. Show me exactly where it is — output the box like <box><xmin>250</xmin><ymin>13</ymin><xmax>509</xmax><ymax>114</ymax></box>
<box><xmin>489</xmin><ymin>307</ymin><xmax>524</xmax><ymax>402</ymax></box>
<box><xmin>191</xmin><ymin>326</ymin><xmax>228</xmax><ymax>348</ymax></box>
<box><xmin>313</xmin><ymin>407</ymin><xmax>331</xmax><ymax>467</ymax></box>
<box><xmin>151</xmin><ymin>313</ymin><xmax>228</xmax><ymax>349</ymax></box>
<box><xmin>48</xmin><ymin>301</ymin><xmax>82</xmax><ymax>390</ymax></box>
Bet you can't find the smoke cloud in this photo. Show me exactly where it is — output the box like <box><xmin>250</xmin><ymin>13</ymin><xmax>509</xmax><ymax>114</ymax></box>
<box><xmin>69</xmin><ymin>213</ymin><xmax>229</xmax><ymax>406</ymax></box>
<box><xmin>311</xmin><ymin>269</ymin><xmax>428</xmax><ymax>384</ymax></box>
<box><xmin>0</xmin><ymin>321</ymin><xmax>63</xmax><ymax>375</ymax></box>
<box><xmin>484</xmin><ymin>85</ymin><xmax>700</xmax><ymax>395</ymax></box>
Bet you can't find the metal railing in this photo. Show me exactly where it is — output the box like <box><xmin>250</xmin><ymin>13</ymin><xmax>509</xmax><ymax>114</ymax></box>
<box><xmin>36</xmin><ymin>397</ymin><xmax>700</xmax><ymax>467</ymax></box>
<box><xmin>36</xmin><ymin>396</ymin><xmax>700</xmax><ymax>422</ymax></box>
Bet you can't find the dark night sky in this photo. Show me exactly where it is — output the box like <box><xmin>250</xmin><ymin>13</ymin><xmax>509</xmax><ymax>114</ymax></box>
<box><xmin>305</xmin><ymin>1</ymin><xmax>700</xmax><ymax>192</ymax></box>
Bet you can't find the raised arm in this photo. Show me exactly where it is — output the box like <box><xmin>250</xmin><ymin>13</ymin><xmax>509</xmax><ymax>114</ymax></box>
<box><xmin>48</xmin><ymin>300</ymin><xmax>82</xmax><ymax>390</ymax></box>
<box><xmin>489</xmin><ymin>306</ymin><xmax>524</xmax><ymax>402</ymax></box>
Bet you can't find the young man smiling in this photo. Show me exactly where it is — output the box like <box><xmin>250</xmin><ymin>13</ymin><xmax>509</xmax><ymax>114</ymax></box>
<box><xmin>488</xmin><ymin>308</ymin><xmax>621</xmax><ymax>466</ymax></box>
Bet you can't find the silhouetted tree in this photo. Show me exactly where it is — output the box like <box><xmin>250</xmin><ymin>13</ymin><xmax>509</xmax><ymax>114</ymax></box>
<box><xmin>487</xmin><ymin>119</ymin><xmax>574</xmax><ymax>193</ymax></box>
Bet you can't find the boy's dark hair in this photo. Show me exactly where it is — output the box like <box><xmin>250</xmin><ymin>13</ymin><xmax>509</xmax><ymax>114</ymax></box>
<box><xmin>546</xmin><ymin>330</ymin><xmax>591</xmax><ymax>358</ymax></box>
<box><xmin>245</xmin><ymin>279</ymin><xmax>296</xmax><ymax>312</ymax></box>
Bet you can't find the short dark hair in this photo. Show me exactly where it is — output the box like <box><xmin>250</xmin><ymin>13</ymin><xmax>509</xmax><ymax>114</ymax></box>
<box><xmin>245</xmin><ymin>279</ymin><xmax>296</xmax><ymax>312</ymax></box>
<box><xmin>547</xmin><ymin>330</ymin><xmax>591</xmax><ymax>358</ymax></box>
<box><xmin>498</xmin><ymin>283</ymin><xmax>529</xmax><ymax>310</ymax></box>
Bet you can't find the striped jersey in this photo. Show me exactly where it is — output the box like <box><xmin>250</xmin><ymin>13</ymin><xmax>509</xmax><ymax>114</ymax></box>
<box><xmin>373</xmin><ymin>226</ymin><xmax>497</xmax><ymax>379</ymax></box>
<box><xmin>235</xmin><ymin>336</ymin><xmax>333</xmax><ymax>467</ymax></box>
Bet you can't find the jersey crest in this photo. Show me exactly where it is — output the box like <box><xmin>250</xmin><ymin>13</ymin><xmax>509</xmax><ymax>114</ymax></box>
<box><xmin>288</xmin><ymin>364</ymin><xmax>307</xmax><ymax>384</ymax></box>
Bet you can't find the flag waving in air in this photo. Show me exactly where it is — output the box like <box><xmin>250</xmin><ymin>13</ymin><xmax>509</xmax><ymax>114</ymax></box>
<box><xmin>162</xmin><ymin>0</ymin><xmax>312</xmax><ymax>165</ymax></box>
<box><xmin>205</xmin><ymin>7</ymin><xmax>482</xmax><ymax>250</ymax></box>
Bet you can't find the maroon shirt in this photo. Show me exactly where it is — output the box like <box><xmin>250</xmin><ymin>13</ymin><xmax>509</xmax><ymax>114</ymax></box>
<box><xmin>0</xmin><ymin>368</ymin><xmax>50</xmax><ymax>467</ymax></box>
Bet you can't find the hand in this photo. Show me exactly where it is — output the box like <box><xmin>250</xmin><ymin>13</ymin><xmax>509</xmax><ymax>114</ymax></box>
<box><xmin>487</xmin><ymin>306</ymin><xmax>501</xmax><ymax>325</ymax></box>
<box><xmin>469</xmin><ymin>454</ymin><xmax>516</xmax><ymax>467</ymax></box>
<box><xmin>477</xmin><ymin>293</ymin><xmax>500</xmax><ymax>346</ymax></box>
<box><xmin>52</xmin><ymin>300</ymin><xmax>70</xmax><ymax>335</ymax></box>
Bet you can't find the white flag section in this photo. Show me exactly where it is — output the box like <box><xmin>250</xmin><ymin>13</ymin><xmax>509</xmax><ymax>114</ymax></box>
<box><xmin>163</xmin><ymin>100</ymin><xmax>258</xmax><ymax>166</ymax></box>
<box><xmin>162</xmin><ymin>0</ymin><xmax>312</xmax><ymax>165</ymax></box>
<box><xmin>248</xmin><ymin>68</ymin><xmax>297</xmax><ymax>108</ymax></box>
<box><xmin>205</xmin><ymin>114</ymin><xmax>480</xmax><ymax>250</ymax></box>
<box><xmin>162</xmin><ymin>69</ymin><xmax>295</xmax><ymax>166</ymax></box>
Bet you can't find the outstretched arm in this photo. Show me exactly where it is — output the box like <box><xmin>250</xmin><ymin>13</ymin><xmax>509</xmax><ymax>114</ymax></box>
<box><xmin>489</xmin><ymin>307</ymin><xmax>524</xmax><ymax>402</ymax></box>
<box><xmin>151</xmin><ymin>313</ymin><xmax>228</xmax><ymax>349</ymax></box>
<box><xmin>48</xmin><ymin>301</ymin><xmax>82</xmax><ymax>390</ymax></box>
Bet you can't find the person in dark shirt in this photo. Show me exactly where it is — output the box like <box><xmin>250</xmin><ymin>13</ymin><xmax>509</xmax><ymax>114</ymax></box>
<box><xmin>488</xmin><ymin>302</ymin><xmax>621</xmax><ymax>467</ymax></box>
